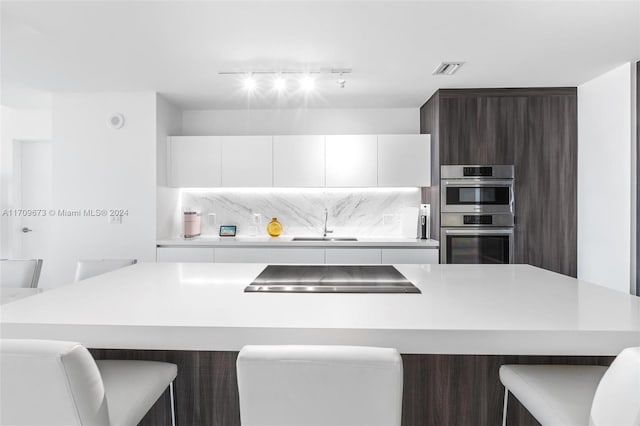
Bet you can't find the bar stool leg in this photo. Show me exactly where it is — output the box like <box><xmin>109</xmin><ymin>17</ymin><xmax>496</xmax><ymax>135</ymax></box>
<box><xmin>502</xmin><ymin>387</ymin><xmax>509</xmax><ymax>426</ymax></box>
<box><xmin>170</xmin><ymin>381</ymin><xmax>176</xmax><ymax>426</ymax></box>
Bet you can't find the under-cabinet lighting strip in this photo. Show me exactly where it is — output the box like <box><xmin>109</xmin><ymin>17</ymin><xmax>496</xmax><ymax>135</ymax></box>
<box><xmin>179</xmin><ymin>187</ymin><xmax>419</xmax><ymax>194</ymax></box>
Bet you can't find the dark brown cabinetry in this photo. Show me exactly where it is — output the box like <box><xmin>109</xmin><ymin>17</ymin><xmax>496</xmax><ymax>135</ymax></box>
<box><xmin>421</xmin><ymin>88</ymin><xmax>577</xmax><ymax>277</ymax></box>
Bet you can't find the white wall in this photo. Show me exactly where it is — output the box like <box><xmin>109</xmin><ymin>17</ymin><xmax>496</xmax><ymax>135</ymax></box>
<box><xmin>578</xmin><ymin>62</ymin><xmax>635</xmax><ymax>293</ymax></box>
<box><xmin>0</xmin><ymin>107</ymin><xmax>52</xmax><ymax>258</ymax></box>
<box><xmin>182</xmin><ymin>108</ymin><xmax>419</xmax><ymax>135</ymax></box>
<box><xmin>47</xmin><ymin>92</ymin><xmax>157</xmax><ymax>287</ymax></box>
<box><xmin>156</xmin><ymin>95</ymin><xmax>182</xmax><ymax>240</ymax></box>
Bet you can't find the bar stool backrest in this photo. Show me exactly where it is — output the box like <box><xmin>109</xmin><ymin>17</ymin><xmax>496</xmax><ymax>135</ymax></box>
<box><xmin>589</xmin><ymin>347</ymin><xmax>640</xmax><ymax>426</ymax></box>
<box><xmin>0</xmin><ymin>339</ymin><xmax>110</xmax><ymax>426</ymax></box>
<box><xmin>0</xmin><ymin>259</ymin><xmax>43</xmax><ymax>288</ymax></box>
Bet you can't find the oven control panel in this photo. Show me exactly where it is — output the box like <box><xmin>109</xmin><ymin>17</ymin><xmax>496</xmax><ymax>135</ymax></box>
<box><xmin>463</xmin><ymin>166</ymin><xmax>493</xmax><ymax>177</ymax></box>
<box><xmin>441</xmin><ymin>213</ymin><xmax>514</xmax><ymax>227</ymax></box>
<box><xmin>463</xmin><ymin>215</ymin><xmax>493</xmax><ymax>225</ymax></box>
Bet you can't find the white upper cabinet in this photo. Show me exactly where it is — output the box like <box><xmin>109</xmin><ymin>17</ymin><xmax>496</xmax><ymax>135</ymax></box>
<box><xmin>169</xmin><ymin>136</ymin><xmax>221</xmax><ymax>187</ymax></box>
<box><xmin>168</xmin><ymin>134</ymin><xmax>432</xmax><ymax>188</ymax></box>
<box><xmin>325</xmin><ymin>135</ymin><xmax>378</xmax><ymax>187</ymax></box>
<box><xmin>221</xmin><ymin>136</ymin><xmax>273</xmax><ymax>187</ymax></box>
<box><xmin>273</xmin><ymin>135</ymin><xmax>325</xmax><ymax>187</ymax></box>
<box><xmin>378</xmin><ymin>134</ymin><xmax>431</xmax><ymax>187</ymax></box>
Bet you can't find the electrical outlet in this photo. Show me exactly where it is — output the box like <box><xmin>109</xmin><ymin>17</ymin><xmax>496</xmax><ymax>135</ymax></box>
<box><xmin>108</xmin><ymin>215</ymin><xmax>122</xmax><ymax>225</ymax></box>
<box><xmin>253</xmin><ymin>213</ymin><xmax>261</xmax><ymax>225</ymax></box>
<box><xmin>383</xmin><ymin>214</ymin><xmax>396</xmax><ymax>225</ymax></box>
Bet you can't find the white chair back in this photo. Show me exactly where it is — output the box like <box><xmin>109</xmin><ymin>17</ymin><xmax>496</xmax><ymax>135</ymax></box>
<box><xmin>0</xmin><ymin>339</ymin><xmax>110</xmax><ymax>426</ymax></box>
<box><xmin>589</xmin><ymin>346</ymin><xmax>640</xmax><ymax>426</ymax></box>
<box><xmin>0</xmin><ymin>259</ymin><xmax>43</xmax><ymax>288</ymax></box>
<box><xmin>74</xmin><ymin>259</ymin><xmax>137</xmax><ymax>282</ymax></box>
<box><xmin>237</xmin><ymin>345</ymin><xmax>404</xmax><ymax>426</ymax></box>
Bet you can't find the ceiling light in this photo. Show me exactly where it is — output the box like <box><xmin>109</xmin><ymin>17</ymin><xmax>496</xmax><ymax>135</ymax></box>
<box><xmin>300</xmin><ymin>75</ymin><xmax>315</xmax><ymax>92</ymax></box>
<box><xmin>274</xmin><ymin>77</ymin><xmax>286</xmax><ymax>91</ymax></box>
<box><xmin>219</xmin><ymin>69</ymin><xmax>351</xmax><ymax>97</ymax></box>
<box><xmin>433</xmin><ymin>62</ymin><xmax>465</xmax><ymax>76</ymax></box>
<box><xmin>243</xmin><ymin>76</ymin><xmax>257</xmax><ymax>91</ymax></box>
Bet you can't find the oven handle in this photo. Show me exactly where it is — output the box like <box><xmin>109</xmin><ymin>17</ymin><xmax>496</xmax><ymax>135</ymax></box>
<box><xmin>441</xmin><ymin>179</ymin><xmax>514</xmax><ymax>187</ymax></box>
<box><xmin>441</xmin><ymin>228</ymin><xmax>514</xmax><ymax>236</ymax></box>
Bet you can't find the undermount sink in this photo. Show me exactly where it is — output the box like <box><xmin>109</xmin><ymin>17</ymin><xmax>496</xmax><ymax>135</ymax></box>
<box><xmin>292</xmin><ymin>237</ymin><xmax>358</xmax><ymax>242</ymax></box>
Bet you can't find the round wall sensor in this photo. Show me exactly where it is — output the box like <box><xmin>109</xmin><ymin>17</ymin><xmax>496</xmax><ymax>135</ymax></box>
<box><xmin>108</xmin><ymin>113</ymin><xmax>125</xmax><ymax>129</ymax></box>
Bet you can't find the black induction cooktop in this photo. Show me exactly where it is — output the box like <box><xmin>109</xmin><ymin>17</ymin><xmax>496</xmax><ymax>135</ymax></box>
<box><xmin>244</xmin><ymin>265</ymin><xmax>421</xmax><ymax>294</ymax></box>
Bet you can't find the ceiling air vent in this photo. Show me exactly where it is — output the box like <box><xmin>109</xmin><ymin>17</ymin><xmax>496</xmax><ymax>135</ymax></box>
<box><xmin>433</xmin><ymin>62</ymin><xmax>465</xmax><ymax>76</ymax></box>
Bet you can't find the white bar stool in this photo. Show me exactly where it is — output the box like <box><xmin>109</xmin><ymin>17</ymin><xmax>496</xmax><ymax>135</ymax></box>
<box><xmin>500</xmin><ymin>346</ymin><xmax>640</xmax><ymax>426</ymax></box>
<box><xmin>0</xmin><ymin>259</ymin><xmax>43</xmax><ymax>288</ymax></box>
<box><xmin>237</xmin><ymin>345</ymin><xmax>404</xmax><ymax>426</ymax></box>
<box><xmin>0</xmin><ymin>339</ymin><xmax>177</xmax><ymax>426</ymax></box>
<box><xmin>74</xmin><ymin>259</ymin><xmax>137</xmax><ymax>282</ymax></box>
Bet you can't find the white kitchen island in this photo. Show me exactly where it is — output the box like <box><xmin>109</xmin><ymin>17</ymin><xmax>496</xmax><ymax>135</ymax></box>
<box><xmin>1</xmin><ymin>263</ymin><xmax>638</xmax><ymax>355</ymax></box>
<box><xmin>2</xmin><ymin>263</ymin><xmax>639</xmax><ymax>426</ymax></box>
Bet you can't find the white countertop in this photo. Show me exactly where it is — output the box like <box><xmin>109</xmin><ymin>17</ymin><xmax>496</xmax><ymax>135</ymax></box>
<box><xmin>157</xmin><ymin>236</ymin><xmax>439</xmax><ymax>248</ymax></box>
<box><xmin>1</xmin><ymin>263</ymin><xmax>638</xmax><ymax>355</ymax></box>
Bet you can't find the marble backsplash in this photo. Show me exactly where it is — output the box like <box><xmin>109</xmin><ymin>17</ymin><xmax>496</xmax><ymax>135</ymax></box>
<box><xmin>178</xmin><ymin>188</ymin><xmax>422</xmax><ymax>238</ymax></box>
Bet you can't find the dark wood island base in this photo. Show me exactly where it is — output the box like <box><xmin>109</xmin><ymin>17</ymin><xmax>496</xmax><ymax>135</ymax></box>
<box><xmin>90</xmin><ymin>349</ymin><xmax>613</xmax><ymax>426</ymax></box>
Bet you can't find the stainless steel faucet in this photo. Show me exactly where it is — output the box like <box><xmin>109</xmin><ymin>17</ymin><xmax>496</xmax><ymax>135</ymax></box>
<box><xmin>323</xmin><ymin>208</ymin><xmax>334</xmax><ymax>237</ymax></box>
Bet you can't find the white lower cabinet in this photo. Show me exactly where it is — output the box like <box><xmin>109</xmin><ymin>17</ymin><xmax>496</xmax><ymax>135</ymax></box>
<box><xmin>325</xmin><ymin>249</ymin><xmax>382</xmax><ymax>264</ymax></box>
<box><xmin>381</xmin><ymin>248</ymin><xmax>438</xmax><ymax>264</ymax></box>
<box><xmin>214</xmin><ymin>248</ymin><xmax>270</xmax><ymax>263</ymax></box>
<box><xmin>268</xmin><ymin>248</ymin><xmax>325</xmax><ymax>264</ymax></box>
<box><xmin>158</xmin><ymin>246</ymin><xmax>438</xmax><ymax>264</ymax></box>
<box><xmin>156</xmin><ymin>247</ymin><xmax>214</xmax><ymax>262</ymax></box>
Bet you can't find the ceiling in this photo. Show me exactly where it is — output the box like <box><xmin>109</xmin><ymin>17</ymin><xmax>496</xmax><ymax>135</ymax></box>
<box><xmin>2</xmin><ymin>1</ymin><xmax>639</xmax><ymax>110</ymax></box>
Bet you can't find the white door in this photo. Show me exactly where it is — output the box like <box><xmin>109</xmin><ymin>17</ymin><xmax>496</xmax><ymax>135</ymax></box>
<box><xmin>169</xmin><ymin>136</ymin><xmax>222</xmax><ymax>187</ymax></box>
<box><xmin>221</xmin><ymin>136</ymin><xmax>273</xmax><ymax>187</ymax></box>
<box><xmin>214</xmin><ymin>248</ymin><xmax>270</xmax><ymax>263</ymax></box>
<box><xmin>268</xmin><ymin>248</ymin><xmax>325</xmax><ymax>264</ymax></box>
<box><xmin>156</xmin><ymin>247</ymin><xmax>215</xmax><ymax>262</ymax></box>
<box><xmin>15</xmin><ymin>141</ymin><xmax>53</xmax><ymax>286</ymax></box>
<box><xmin>381</xmin><ymin>248</ymin><xmax>439</xmax><ymax>264</ymax></box>
<box><xmin>325</xmin><ymin>135</ymin><xmax>377</xmax><ymax>187</ymax></box>
<box><xmin>378</xmin><ymin>135</ymin><xmax>431</xmax><ymax>187</ymax></box>
<box><xmin>325</xmin><ymin>248</ymin><xmax>381</xmax><ymax>264</ymax></box>
<box><xmin>273</xmin><ymin>135</ymin><xmax>325</xmax><ymax>187</ymax></box>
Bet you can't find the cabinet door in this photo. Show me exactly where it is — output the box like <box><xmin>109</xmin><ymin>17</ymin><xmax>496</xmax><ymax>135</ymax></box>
<box><xmin>214</xmin><ymin>248</ymin><xmax>270</xmax><ymax>263</ymax></box>
<box><xmin>381</xmin><ymin>248</ymin><xmax>438</xmax><ymax>264</ymax></box>
<box><xmin>325</xmin><ymin>249</ymin><xmax>381</xmax><ymax>264</ymax></box>
<box><xmin>273</xmin><ymin>136</ymin><xmax>325</xmax><ymax>187</ymax></box>
<box><xmin>325</xmin><ymin>135</ymin><xmax>377</xmax><ymax>187</ymax></box>
<box><xmin>268</xmin><ymin>248</ymin><xmax>325</xmax><ymax>264</ymax></box>
<box><xmin>169</xmin><ymin>136</ymin><xmax>221</xmax><ymax>187</ymax></box>
<box><xmin>378</xmin><ymin>135</ymin><xmax>430</xmax><ymax>187</ymax></box>
<box><xmin>221</xmin><ymin>136</ymin><xmax>273</xmax><ymax>187</ymax></box>
<box><xmin>156</xmin><ymin>247</ymin><xmax>215</xmax><ymax>262</ymax></box>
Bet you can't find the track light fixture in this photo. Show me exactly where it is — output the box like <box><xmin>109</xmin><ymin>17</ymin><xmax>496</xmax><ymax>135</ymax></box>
<box><xmin>219</xmin><ymin>68</ymin><xmax>351</xmax><ymax>94</ymax></box>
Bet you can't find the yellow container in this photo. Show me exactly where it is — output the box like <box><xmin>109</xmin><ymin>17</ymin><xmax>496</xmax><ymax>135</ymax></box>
<box><xmin>267</xmin><ymin>217</ymin><xmax>283</xmax><ymax>237</ymax></box>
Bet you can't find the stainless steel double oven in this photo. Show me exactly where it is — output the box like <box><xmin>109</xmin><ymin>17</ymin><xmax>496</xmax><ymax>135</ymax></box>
<box><xmin>440</xmin><ymin>165</ymin><xmax>515</xmax><ymax>264</ymax></box>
